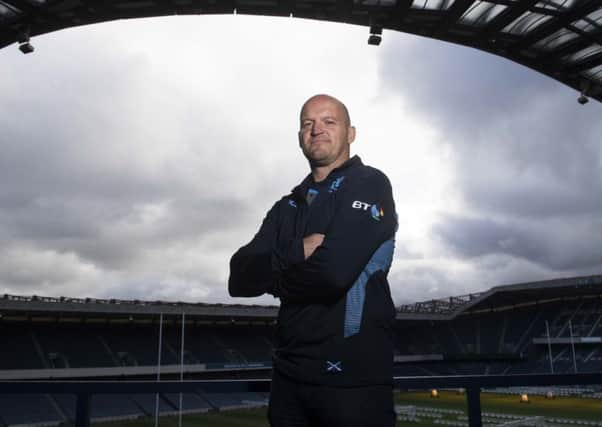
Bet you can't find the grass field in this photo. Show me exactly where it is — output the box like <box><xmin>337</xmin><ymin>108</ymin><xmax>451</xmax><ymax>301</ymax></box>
<box><xmin>95</xmin><ymin>391</ymin><xmax>602</xmax><ymax>427</ymax></box>
<box><xmin>395</xmin><ymin>390</ymin><xmax>602</xmax><ymax>426</ymax></box>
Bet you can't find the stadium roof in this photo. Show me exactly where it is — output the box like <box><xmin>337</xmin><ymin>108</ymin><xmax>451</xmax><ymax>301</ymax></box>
<box><xmin>2</xmin><ymin>274</ymin><xmax>602</xmax><ymax>322</ymax></box>
<box><xmin>0</xmin><ymin>294</ymin><xmax>279</xmax><ymax>322</ymax></box>
<box><xmin>0</xmin><ymin>0</ymin><xmax>601</xmax><ymax>103</ymax></box>
<box><xmin>397</xmin><ymin>274</ymin><xmax>602</xmax><ymax>320</ymax></box>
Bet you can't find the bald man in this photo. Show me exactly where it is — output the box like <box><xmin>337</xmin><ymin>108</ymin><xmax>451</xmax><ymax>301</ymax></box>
<box><xmin>229</xmin><ymin>94</ymin><xmax>397</xmax><ymax>427</ymax></box>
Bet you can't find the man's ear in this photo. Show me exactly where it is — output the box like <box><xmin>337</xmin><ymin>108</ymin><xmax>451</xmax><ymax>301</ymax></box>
<box><xmin>347</xmin><ymin>126</ymin><xmax>356</xmax><ymax>145</ymax></box>
<box><xmin>298</xmin><ymin>131</ymin><xmax>303</xmax><ymax>148</ymax></box>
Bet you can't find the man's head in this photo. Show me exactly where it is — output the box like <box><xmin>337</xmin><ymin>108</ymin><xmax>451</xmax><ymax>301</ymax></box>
<box><xmin>298</xmin><ymin>94</ymin><xmax>356</xmax><ymax>170</ymax></box>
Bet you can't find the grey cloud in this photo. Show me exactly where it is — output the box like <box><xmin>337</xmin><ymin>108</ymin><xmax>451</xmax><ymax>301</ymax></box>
<box><xmin>0</xmin><ymin>39</ymin><xmax>271</xmax><ymax>297</ymax></box>
<box><xmin>0</xmin><ymin>192</ymin><xmax>251</xmax><ymax>270</ymax></box>
<box><xmin>0</xmin><ymin>20</ymin><xmax>334</xmax><ymax>302</ymax></box>
<box><xmin>434</xmin><ymin>214</ymin><xmax>602</xmax><ymax>271</ymax></box>
<box><xmin>5</xmin><ymin>20</ymin><xmax>600</xmax><ymax>304</ymax></box>
<box><xmin>379</xmin><ymin>36</ymin><xmax>555</xmax><ymax>132</ymax></box>
<box><xmin>379</xmin><ymin>35</ymin><xmax>602</xmax><ymax>220</ymax></box>
<box><xmin>390</xmin><ymin>252</ymin><xmax>580</xmax><ymax>305</ymax></box>
<box><xmin>449</xmin><ymin>91</ymin><xmax>602</xmax><ymax>220</ymax></box>
<box><xmin>389</xmin><ymin>266</ymin><xmax>457</xmax><ymax>304</ymax></box>
<box><xmin>378</xmin><ymin>34</ymin><xmax>602</xmax><ymax>287</ymax></box>
<box><xmin>0</xmin><ymin>244</ymin><xmax>105</xmax><ymax>296</ymax></box>
<box><xmin>1</xmin><ymin>108</ymin><xmax>254</xmax><ymax>270</ymax></box>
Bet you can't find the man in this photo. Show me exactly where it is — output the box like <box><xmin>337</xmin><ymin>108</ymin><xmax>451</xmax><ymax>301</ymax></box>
<box><xmin>229</xmin><ymin>94</ymin><xmax>397</xmax><ymax>426</ymax></box>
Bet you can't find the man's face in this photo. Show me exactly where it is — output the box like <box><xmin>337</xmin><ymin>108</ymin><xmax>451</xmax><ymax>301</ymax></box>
<box><xmin>298</xmin><ymin>96</ymin><xmax>355</xmax><ymax>168</ymax></box>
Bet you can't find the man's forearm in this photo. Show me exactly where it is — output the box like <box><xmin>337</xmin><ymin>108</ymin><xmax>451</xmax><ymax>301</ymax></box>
<box><xmin>228</xmin><ymin>246</ymin><xmax>273</xmax><ymax>297</ymax></box>
<box><xmin>228</xmin><ymin>202</ymin><xmax>280</xmax><ymax>298</ymax></box>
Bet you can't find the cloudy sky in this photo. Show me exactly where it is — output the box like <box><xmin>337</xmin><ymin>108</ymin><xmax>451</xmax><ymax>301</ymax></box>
<box><xmin>1</xmin><ymin>15</ymin><xmax>601</xmax><ymax>306</ymax></box>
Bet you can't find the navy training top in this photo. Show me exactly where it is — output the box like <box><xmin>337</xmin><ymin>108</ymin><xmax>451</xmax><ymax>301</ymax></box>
<box><xmin>229</xmin><ymin>155</ymin><xmax>398</xmax><ymax>387</ymax></box>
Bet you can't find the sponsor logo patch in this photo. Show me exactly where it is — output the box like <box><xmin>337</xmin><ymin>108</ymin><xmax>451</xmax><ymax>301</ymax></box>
<box><xmin>352</xmin><ymin>200</ymin><xmax>371</xmax><ymax>210</ymax></box>
<box><xmin>306</xmin><ymin>188</ymin><xmax>319</xmax><ymax>205</ymax></box>
<box><xmin>352</xmin><ymin>200</ymin><xmax>384</xmax><ymax>221</ymax></box>
<box><xmin>329</xmin><ymin>176</ymin><xmax>345</xmax><ymax>193</ymax></box>
<box><xmin>371</xmin><ymin>203</ymin><xmax>384</xmax><ymax>221</ymax></box>
<box><xmin>326</xmin><ymin>360</ymin><xmax>343</xmax><ymax>373</ymax></box>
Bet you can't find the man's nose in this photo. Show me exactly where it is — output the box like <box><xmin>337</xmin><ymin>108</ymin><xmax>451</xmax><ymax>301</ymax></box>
<box><xmin>311</xmin><ymin>122</ymin><xmax>324</xmax><ymax>135</ymax></box>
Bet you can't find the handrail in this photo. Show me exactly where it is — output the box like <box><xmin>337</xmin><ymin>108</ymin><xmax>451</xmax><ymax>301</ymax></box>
<box><xmin>1</xmin><ymin>373</ymin><xmax>601</xmax><ymax>427</ymax></box>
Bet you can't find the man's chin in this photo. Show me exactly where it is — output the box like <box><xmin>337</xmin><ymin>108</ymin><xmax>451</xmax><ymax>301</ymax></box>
<box><xmin>302</xmin><ymin>150</ymin><xmax>327</xmax><ymax>163</ymax></box>
<box><xmin>307</xmin><ymin>157</ymin><xmax>331</xmax><ymax>168</ymax></box>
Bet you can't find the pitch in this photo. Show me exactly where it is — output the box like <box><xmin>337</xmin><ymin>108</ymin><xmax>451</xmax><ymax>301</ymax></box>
<box><xmin>395</xmin><ymin>390</ymin><xmax>602</xmax><ymax>427</ymax></box>
<box><xmin>91</xmin><ymin>390</ymin><xmax>602</xmax><ymax>427</ymax></box>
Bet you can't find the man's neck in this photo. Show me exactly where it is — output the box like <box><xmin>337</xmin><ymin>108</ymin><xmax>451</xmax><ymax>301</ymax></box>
<box><xmin>310</xmin><ymin>156</ymin><xmax>350</xmax><ymax>183</ymax></box>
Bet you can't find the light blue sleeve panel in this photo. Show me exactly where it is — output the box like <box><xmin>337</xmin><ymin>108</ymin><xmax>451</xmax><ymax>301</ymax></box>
<box><xmin>343</xmin><ymin>239</ymin><xmax>395</xmax><ymax>338</ymax></box>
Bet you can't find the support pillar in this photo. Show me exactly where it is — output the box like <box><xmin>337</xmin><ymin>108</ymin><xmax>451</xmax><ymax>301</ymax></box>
<box><xmin>466</xmin><ymin>386</ymin><xmax>482</xmax><ymax>427</ymax></box>
<box><xmin>75</xmin><ymin>393</ymin><xmax>91</xmax><ymax>427</ymax></box>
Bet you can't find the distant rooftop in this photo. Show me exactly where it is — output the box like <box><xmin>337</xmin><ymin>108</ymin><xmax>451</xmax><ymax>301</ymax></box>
<box><xmin>397</xmin><ymin>274</ymin><xmax>602</xmax><ymax>320</ymax></box>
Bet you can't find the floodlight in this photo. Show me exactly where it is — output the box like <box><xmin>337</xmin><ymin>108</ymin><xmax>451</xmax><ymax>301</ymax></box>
<box><xmin>19</xmin><ymin>42</ymin><xmax>34</xmax><ymax>54</ymax></box>
<box><xmin>578</xmin><ymin>80</ymin><xmax>591</xmax><ymax>105</ymax></box>
<box><xmin>16</xmin><ymin>26</ymin><xmax>30</xmax><ymax>44</ymax></box>
<box><xmin>368</xmin><ymin>35</ymin><xmax>382</xmax><ymax>46</ymax></box>
<box><xmin>368</xmin><ymin>25</ymin><xmax>383</xmax><ymax>45</ymax></box>
<box><xmin>370</xmin><ymin>25</ymin><xmax>383</xmax><ymax>35</ymax></box>
<box><xmin>16</xmin><ymin>25</ymin><xmax>34</xmax><ymax>54</ymax></box>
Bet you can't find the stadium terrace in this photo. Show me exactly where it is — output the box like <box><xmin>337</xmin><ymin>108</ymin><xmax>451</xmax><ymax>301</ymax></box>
<box><xmin>2</xmin><ymin>275</ymin><xmax>602</xmax><ymax>425</ymax></box>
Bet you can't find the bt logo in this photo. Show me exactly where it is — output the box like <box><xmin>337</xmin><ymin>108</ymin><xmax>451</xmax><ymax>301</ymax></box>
<box><xmin>352</xmin><ymin>200</ymin><xmax>384</xmax><ymax>221</ymax></box>
<box><xmin>352</xmin><ymin>200</ymin><xmax>371</xmax><ymax>210</ymax></box>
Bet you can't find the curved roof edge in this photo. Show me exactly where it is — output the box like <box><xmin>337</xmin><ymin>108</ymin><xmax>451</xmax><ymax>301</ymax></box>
<box><xmin>397</xmin><ymin>274</ymin><xmax>602</xmax><ymax>320</ymax></box>
<box><xmin>2</xmin><ymin>274</ymin><xmax>602</xmax><ymax>322</ymax></box>
<box><xmin>0</xmin><ymin>293</ymin><xmax>279</xmax><ymax>320</ymax></box>
<box><xmin>0</xmin><ymin>0</ymin><xmax>600</xmax><ymax>103</ymax></box>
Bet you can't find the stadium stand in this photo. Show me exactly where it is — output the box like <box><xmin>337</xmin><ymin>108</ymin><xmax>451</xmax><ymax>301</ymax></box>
<box><xmin>89</xmin><ymin>395</ymin><xmax>144</xmax><ymax>421</ymax></box>
<box><xmin>0</xmin><ymin>394</ymin><xmax>61</xmax><ymax>425</ymax></box>
<box><xmin>215</xmin><ymin>327</ymin><xmax>274</xmax><ymax>363</ymax></box>
<box><xmin>2</xmin><ymin>275</ymin><xmax>602</xmax><ymax>424</ymax></box>
<box><xmin>102</xmin><ymin>325</ymin><xmax>179</xmax><ymax>367</ymax></box>
<box><xmin>130</xmin><ymin>393</ymin><xmax>178</xmax><ymax>416</ymax></box>
<box><xmin>0</xmin><ymin>324</ymin><xmax>45</xmax><ymax>370</ymax></box>
<box><xmin>172</xmin><ymin>329</ymin><xmax>230</xmax><ymax>365</ymax></box>
<box><xmin>34</xmin><ymin>324</ymin><xmax>115</xmax><ymax>369</ymax></box>
<box><xmin>395</xmin><ymin>276</ymin><xmax>602</xmax><ymax>376</ymax></box>
<box><xmin>161</xmin><ymin>393</ymin><xmax>212</xmax><ymax>413</ymax></box>
<box><xmin>51</xmin><ymin>394</ymin><xmax>144</xmax><ymax>423</ymax></box>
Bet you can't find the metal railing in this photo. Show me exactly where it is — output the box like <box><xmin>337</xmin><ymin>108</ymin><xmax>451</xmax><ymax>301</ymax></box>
<box><xmin>1</xmin><ymin>373</ymin><xmax>602</xmax><ymax>427</ymax></box>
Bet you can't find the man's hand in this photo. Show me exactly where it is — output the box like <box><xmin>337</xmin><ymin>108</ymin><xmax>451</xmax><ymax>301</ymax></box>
<box><xmin>303</xmin><ymin>233</ymin><xmax>325</xmax><ymax>260</ymax></box>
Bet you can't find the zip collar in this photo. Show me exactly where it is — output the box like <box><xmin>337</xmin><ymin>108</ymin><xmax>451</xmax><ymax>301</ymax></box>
<box><xmin>291</xmin><ymin>155</ymin><xmax>362</xmax><ymax>201</ymax></box>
